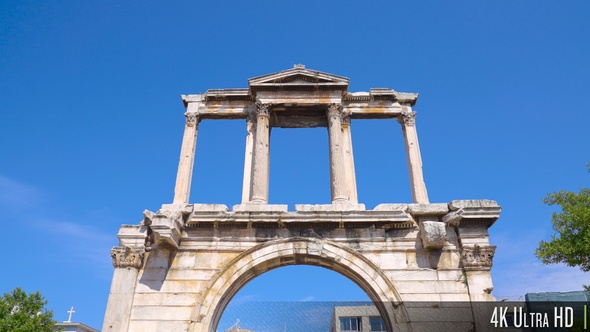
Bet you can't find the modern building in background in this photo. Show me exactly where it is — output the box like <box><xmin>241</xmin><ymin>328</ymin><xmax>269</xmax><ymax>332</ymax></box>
<box><xmin>54</xmin><ymin>322</ymin><xmax>100</xmax><ymax>332</ymax></box>
<box><xmin>54</xmin><ymin>307</ymin><xmax>100</xmax><ymax>332</ymax></box>
<box><xmin>330</xmin><ymin>306</ymin><xmax>386</xmax><ymax>332</ymax></box>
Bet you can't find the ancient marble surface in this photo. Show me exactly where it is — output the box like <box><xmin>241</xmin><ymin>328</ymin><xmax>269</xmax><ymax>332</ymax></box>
<box><xmin>103</xmin><ymin>66</ymin><xmax>501</xmax><ymax>332</ymax></box>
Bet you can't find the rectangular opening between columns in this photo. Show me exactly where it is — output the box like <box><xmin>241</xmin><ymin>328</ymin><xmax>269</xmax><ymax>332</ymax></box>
<box><xmin>352</xmin><ymin>119</ymin><xmax>411</xmax><ymax>207</ymax></box>
<box><xmin>190</xmin><ymin>120</ymin><xmax>244</xmax><ymax>205</ymax></box>
<box><xmin>269</xmin><ymin>128</ymin><xmax>330</xmax><ymax>210</ymax></box>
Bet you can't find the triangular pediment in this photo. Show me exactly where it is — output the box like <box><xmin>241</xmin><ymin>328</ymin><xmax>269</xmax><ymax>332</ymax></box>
<box><xmin>248</xmin><ymin>65</ymin><xmax>349</xmax><ymax>94</ymax></box>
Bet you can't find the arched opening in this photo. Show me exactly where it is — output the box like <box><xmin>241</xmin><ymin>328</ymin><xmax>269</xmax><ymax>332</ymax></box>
<box><xmin>217</xmin><ymin>265</ymin><xmax>371</xmax><ymax>331</ymax></box>
<box><xmin>188</xmin><ymin>238</ymin><xmax>410</xmax><ymax>332</ymax></box>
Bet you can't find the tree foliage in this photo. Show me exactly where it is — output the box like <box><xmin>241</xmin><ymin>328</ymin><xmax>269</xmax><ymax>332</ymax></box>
<box><xmin>0</xmin><ymin>287</ymin><xmax>57</xmax><ymax>332</ymax></box>
<box><xmin>536</xmin><ymin>164</ymin><xmax>590</xmax><ymax>275</ymax></box>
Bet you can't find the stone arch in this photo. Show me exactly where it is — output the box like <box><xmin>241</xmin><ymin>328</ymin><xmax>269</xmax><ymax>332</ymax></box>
<box><xmin>188</xmin><ymin>237</ymin><xmax>411</xmax><ymax>332</ymax></box>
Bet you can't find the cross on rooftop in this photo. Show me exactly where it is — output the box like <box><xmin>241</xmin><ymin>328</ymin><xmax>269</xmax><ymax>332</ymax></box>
<box><xmin>66</xmin><ymin>306</ymin><xmax>75</xmax><ymax>322</ymax></box>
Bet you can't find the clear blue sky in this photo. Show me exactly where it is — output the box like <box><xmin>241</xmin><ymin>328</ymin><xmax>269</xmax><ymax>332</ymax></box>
<box><xmin>1</xmin><ymin>1</ymin><xmax>589</xmax><ymax>330</ymax></box>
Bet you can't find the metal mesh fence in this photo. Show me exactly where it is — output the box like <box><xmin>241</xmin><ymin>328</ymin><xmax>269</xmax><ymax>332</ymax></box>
<box><xmin>217</xmin><ymin>301</ymin><xmax>590</xmax><ymax>332</ymax></box>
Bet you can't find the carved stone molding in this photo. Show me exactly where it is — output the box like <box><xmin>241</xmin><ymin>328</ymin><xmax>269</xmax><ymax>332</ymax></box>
<box><xmin>144</xmin><ymin>206</ymin><xmax>185</xmax><ymax>250</ymax></box>
<box><xmin>111</xmin><ymin>247</ymin><xmax>145</xmax><ymax>269</ymax></box>
<box><xmin>397</xmin><ymin>111</ymin><xmax>416</xmax><ymax>126</ymax></box>
<box><xmin>461</xmin><ymin>245</ymin><xmax>496</xmax><ymax>271</ymax></box>
<box><xmin>184</xmin><ymin>112</ymin><xmax>200</xmax><ymax>127</ymax></box>
<box><xmin>255</xmin><ymin>102</ymin><xmax>271</xmax><ymax>118</ymax></box>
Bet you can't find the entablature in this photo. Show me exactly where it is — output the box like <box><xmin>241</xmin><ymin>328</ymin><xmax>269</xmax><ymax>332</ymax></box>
<box><xmin>180</xmin><ymin>65</ymin><xmax>418</xmax><ymax>122</ymax></box>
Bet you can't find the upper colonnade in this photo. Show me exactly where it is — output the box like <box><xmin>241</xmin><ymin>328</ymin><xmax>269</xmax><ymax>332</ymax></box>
<box><xmin>103</xmin><ymin>66</ymin><xmax>502</xmax><ymax>332</ymax></box>
<box><xmin>173</xmin><ymin>64</ymin><xmax>428</xmax><ymax>208</ymax></box>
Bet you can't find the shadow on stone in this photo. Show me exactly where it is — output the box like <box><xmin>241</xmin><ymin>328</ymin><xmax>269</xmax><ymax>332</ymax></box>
<box><xmin>138</xmin><ymin>246</ymin><xmax>176</xmax><ymax>291</ymax></box>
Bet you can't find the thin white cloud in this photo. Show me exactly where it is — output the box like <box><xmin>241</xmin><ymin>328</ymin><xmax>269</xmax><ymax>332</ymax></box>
<box><xmin>494</xmin><ymin>263</ymin><xmax>588</xmax><ymax>300</ymax></box>
<box><xmin>491</xmin><ymin>229</ymin><xmax>588</xmax><ymax>299</ymax></box>
<box><xmin>0</xmin><ymin>175</ymin><xmax>42</xmax><ymax>209</ymax></box>
<box><xmin>227</xmin><ymin>294</ymin><xmax>259</xmax><ymax>305</ymax></box>
<box><xmin>37</xmin><ymin>218</ymin><xmax>116</xmax><ymax>272</ymax></box>
<box><xmin>40</xmin><ymin>220</ymin><xmax>113</xmax><ymax>243</ymax></box>
<box><xmin>300</xmin><ymin>295</ymin><xmax>316</xmax><ymax>302</ymax></box>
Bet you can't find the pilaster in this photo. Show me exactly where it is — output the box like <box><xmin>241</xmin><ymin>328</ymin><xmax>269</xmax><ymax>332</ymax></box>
<box><xmin>102</xmin><ymin>225</ymin><xmax>148</xmax><ymax>332</ymax></box>
<box><xmin>461</xmin><ymin>245</ymin><xmax>497</xmax><ymax>301</ymax></box>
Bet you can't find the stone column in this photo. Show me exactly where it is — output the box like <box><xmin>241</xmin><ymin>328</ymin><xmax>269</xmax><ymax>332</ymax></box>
<box><xmin>250</xmin><ymin>102</ymin><xmax>271</xmax><ymax>204</ymax></box>
<box><xmin>327</xmin><ymin>103</ymin><xmax>349</xmax><ymax>203</ymax></box>
<box><xmin>173</xmin><ymin>110</ymin><xmax>200</xmax><ymax>204</ymax></box>
<box><xmin>341</xmin><ymin>110</ymin><xmax>358</xmax><ymax>203</ymax></box>
<box><xmin>241</xmin><ymin>110</ymin><xmax>257</xmax><ymax>203</ymax></box>
<box><xmin>398</xmin><ymin>107</ymin><xmax>429</xmax><ymax>203</ymax></box>
<box><xmin>102</xmin><ymin>225</ymin><xmax>148</xmax><ymax>332</ymax></box>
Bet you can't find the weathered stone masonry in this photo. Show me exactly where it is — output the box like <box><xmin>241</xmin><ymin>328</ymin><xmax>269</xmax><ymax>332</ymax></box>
<box><xmin>102</xmin><ymin>66</ymin><xmax>501</xmax><ymax>332</ymax></box>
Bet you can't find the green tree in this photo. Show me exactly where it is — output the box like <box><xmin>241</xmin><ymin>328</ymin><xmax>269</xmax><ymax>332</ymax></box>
<box><xmin>535</xmin><ymin>163</ymin><xmax>590</xmax><ymax>288</ymax></box>
<box><xmin>0</xmin><ymin>287</ymin><xmax>58</xmax><ymax>332</ymax></box>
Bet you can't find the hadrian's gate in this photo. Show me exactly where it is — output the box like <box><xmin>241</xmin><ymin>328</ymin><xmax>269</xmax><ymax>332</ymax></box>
<box><xmin>102</xmin><ymin>66</ymin><xmax>501</xmax><ymax>332</ymax></box>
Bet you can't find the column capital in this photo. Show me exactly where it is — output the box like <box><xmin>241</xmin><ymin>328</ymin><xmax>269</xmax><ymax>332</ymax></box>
<box><xmin>327</xmin><ymin>103</ymin><xmax>343</xmax><ymax>116</ymax></box>
<box><xmin>255</xmin><ymin>102</ymin><xmax>271</xmax><ymax>118</ymax></box>
<box><xmin>110</xmin><ymin>247</ymin><xmax>145</xmax><ymax>269</ymax></box>
<box><xmin>184</xmin><ymin>112</ymin><xmax>200</xmax><ymax>127</ymax></box>
<box><xmin>461</xmin><ymin>245</ymin><xmax>496</xmax><ymax>271</ymax></box>
<box><xmin>397</xmin><ymin>111</ymin><xmax>416</xmax><ymax>126</ymax></box>
<box><xmin>341</xmin><ymin>108</ymin><xmax>352</xmax><ymax>125</ymax></box>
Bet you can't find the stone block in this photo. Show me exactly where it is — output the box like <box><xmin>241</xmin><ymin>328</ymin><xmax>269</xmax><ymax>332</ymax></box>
<box><xmin>232</xmin><ymin>204</ymin><xmax>288</xmax><ymax>212</ymax></box>
<box><xmin>373</xmin><ymin>203</ymin><xmax>408</xmax><ymax>211</ymax></box>
<box><xmin>156</xmin><ymin>321</ymin><xmax>190</xmax><ymax>331</ymax></box>
<box><xmin>400</xmin><ymin>293</ymin><xmax>441</xmax><ymax>301</ymax></box>
<box><xmin>448</xmin><ymin>200</ymin><xmax>499</xmax><ymax>210</ymax></box>
<box><xmin>387</xmin><ymin>269</ymin><xmax>438</xmax><ymax>281</ymax></box>
<box><xmin>117</xmin><ymin>225</ymin><xmax>149</xmax><ymax>248</ymax></box>
<box><xmin>406</xmin><ymin>306</ymin><xmax>474</xmax><ymax>322</ymax></box>
<box><xmin>408</xmin><ymin>203</ymin><xmax>449</xmax><ymax>215</ymax></box>
<box><xmin>419</xmin><ymin>221</ymin><xmax>447</xmax><ymax>249</ymax></box>
<box><xmin>409</xmin><ymin>322</ymin><xmax>473</xmax><ymax>332</ymax></box>
<box><xmin>437</xmin><ymin>269</ymin><xmax>463</xmax><ymax>281</ymax></box>
<box><xmin>440</xmin><ymin>293</ymin><xmax>471</xmax><ymax>301</ymax></box>
<box><xmin>396</xmin><ymin>280</ymin><xmax>467</xmax><ymax>295</ymax></box>
<box><xmin>171</xmin><ymin>252</ymin><xmax>196</xmax><ymax>269</ymax></box>
<box><xmin>437</xmin><ymin>251</ymin><xmax>460</xmax><ymax>269</ymax></box>
<box><xmin>160</xmin><ymin>203</ymin><xmax>194</xmax><ymax>214</ymax></box>
<box><xmin>191</xmin><ymin>204</ymin><xmax>229</xmax><ymax>212</ymax></box>
<box><xmin>396</xmin><ymin>280</ymin><xmax>439</xmax><ymax>294</ymax></box>
<box><xmin>295</xmin><ymin>203</ymin><xmax>366</xmax><ymax>212</ymax></box>
<box><xmin>130</xmin><ymin>305</ymin><xmax>193</xmax><ymax>321</ymax></box>
<box><xmin>132</xmin><ymin>292</ymin><xmax>199</xmax><ymax>307</ymax></box>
